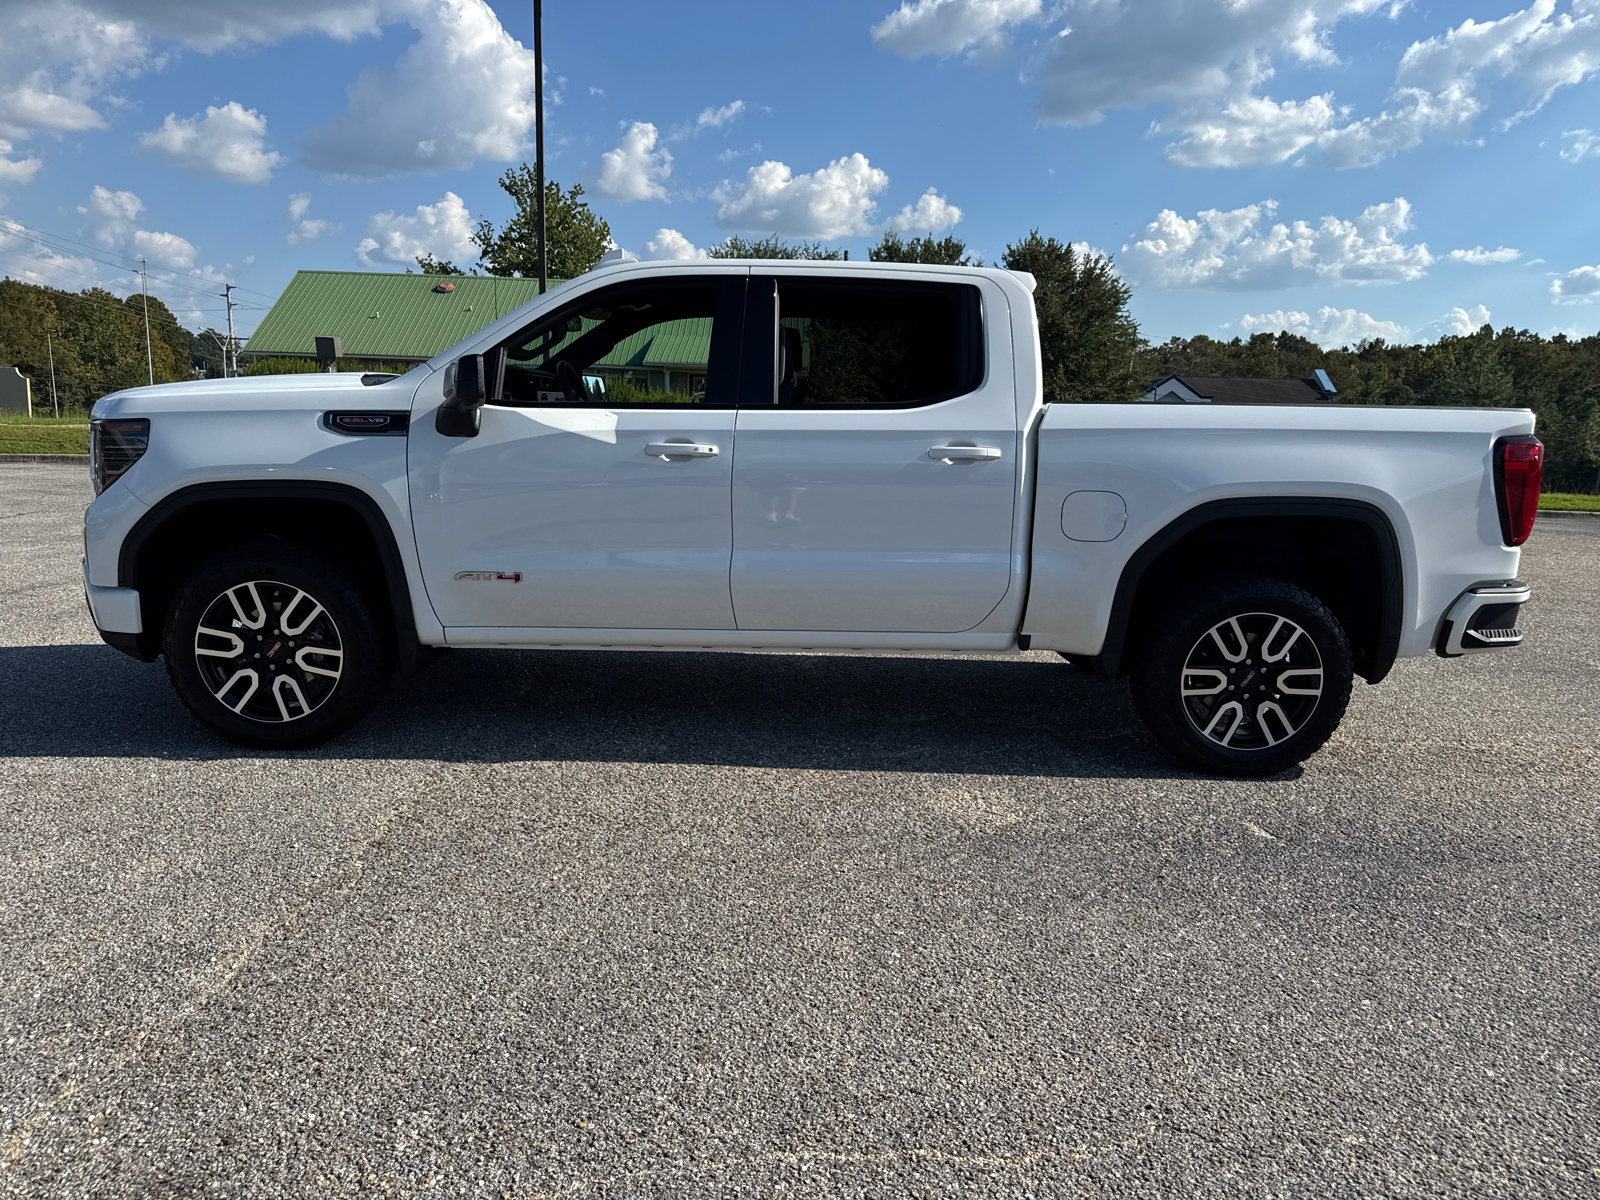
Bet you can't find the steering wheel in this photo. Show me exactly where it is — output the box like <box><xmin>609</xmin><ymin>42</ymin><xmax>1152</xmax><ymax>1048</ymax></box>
<box><xmin>555</xmin><ymin>360</ymin><xmax>590</xmax><ymax>403</ymax></box>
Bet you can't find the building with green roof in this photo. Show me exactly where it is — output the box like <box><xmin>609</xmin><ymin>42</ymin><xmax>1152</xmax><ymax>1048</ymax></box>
<box><xmin>244</xmin><ymin>269</ymin><xmax>715</xmax><ymax>396</ymax></box>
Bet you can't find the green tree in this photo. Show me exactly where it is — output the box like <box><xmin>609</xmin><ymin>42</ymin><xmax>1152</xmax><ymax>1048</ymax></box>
<box><xmin>1001</xmin><ymin>231</ymin><xmax>1143</xmax><ymax>403</ymax></box>
<box><xmin>868</xmin><ymin>230</ymin><xmax>979</xmax><ymax>265</ymax></box>
<box><xmin>706</xmin><ymin>234</ymin><xmax>843</xmax><ymax>260</ymax></box>
<box><xmin>416</xmin><ymin>254</ymin><xmax>467</xmax><ymax>275</ymax></box>
<box><xmin>473</xmin><ymin>165</ymin><xmax>612</xmax><ymax>279</ymax></box>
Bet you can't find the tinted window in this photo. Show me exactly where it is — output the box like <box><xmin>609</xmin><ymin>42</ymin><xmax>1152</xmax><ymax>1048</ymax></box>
<box><xmin>494</xmin><ymin>280</ymin><xmax>738</xmax><ymax>406</ymax></box>
<box><xmin>770</xmin><ymin>280</ymin><xmax>982</xmax><ymax>407</ymax></box>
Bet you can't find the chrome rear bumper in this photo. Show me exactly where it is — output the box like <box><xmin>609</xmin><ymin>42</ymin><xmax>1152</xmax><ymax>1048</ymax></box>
<box><xmin>1436</xmin><ymin>581</ymin><xmax>1531</xmax><ymax>657</ymax></box>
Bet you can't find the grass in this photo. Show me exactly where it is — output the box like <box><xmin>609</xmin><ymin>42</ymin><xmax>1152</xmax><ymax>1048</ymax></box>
<box><xmin>1539</xmin><ymin>492</ymin><xmax>1600</xmax><ymax>512</ymax></box>
<box><xmin>0</xmin><ymin>415</ymin><xmax>90</xmax><ymax>455</ymax></box>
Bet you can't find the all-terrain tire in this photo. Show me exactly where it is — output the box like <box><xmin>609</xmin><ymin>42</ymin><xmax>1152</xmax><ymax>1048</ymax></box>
<box><xmin>163</xmin><ymin>543</ymin><xmax>392</xmax><ymax>749</ymax></box>
<box><xmin>1130</xmin><ymin>577</ymin><xmax>1354</xmax><ymax>777</ymax></box>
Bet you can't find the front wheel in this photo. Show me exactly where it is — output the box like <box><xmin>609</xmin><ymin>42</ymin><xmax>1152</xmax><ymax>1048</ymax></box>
<box><xmin>163</xmin><ymin>544</ymin><xmax>392</xmax><ymax>749</ymax></box>
<box><xmin>1130</xmin><ymin>578</ymin><xmax>1354</xmax><ymax>777</ymax></box>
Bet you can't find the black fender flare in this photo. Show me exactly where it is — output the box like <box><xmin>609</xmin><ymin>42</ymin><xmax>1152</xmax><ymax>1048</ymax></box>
<box><xmin>116</xmin><ymin>480</ymin><xmax>433</xmax><ymax>675</ymax></box>
<box><xmin>1091</xmin><ymin>496</ymin><xmax>1405</xmax><ymax>683</ymax></box>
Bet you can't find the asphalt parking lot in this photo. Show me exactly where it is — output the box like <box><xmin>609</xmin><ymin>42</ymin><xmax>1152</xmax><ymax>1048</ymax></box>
<box><xmin>1</xmin><ymin>461</ymin><xmax>1596</xmax><ymax>1199</ymax></box>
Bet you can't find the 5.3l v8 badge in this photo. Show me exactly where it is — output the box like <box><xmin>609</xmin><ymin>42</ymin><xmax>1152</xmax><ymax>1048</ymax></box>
<box><xmin>454</xmin><ymin>570</ymin><xmax>523</xmax><ymax>583</ymax></box>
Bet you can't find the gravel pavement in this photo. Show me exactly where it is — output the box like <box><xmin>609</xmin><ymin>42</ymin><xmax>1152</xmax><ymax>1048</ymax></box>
<box><xmin>1</xmin><ymin>462</ymin><xmax>1596</xmax><ymax>1198</ymax></box>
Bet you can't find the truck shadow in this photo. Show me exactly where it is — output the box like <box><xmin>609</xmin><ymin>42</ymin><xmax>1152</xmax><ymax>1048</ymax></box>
<box><xmin>0</xmin><ymin>643</ymin><xmax>1220</xmax><ymax>780</ymax></box>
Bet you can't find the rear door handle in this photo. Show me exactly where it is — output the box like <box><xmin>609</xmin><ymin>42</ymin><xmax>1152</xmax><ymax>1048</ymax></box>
<box><xmin>645</xmin><ymin>442</ymin><xmax>720</xmax><ymax>458</ymax></box>
<box><xmin>928</xmin><ymin>445</ymin><xmax>1002</xmax><ymax>461</ymax></box>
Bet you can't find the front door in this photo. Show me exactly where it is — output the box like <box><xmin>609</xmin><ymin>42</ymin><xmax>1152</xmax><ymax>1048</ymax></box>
<box><xmin>410</xmin><ymin>272</ymin><xmax>746</xmax><ymax>631</ymax></box>
<box><xmin>729</xmin><ymin>273</ymin><xmax>1018</xmax><ymax>633</ymax></box>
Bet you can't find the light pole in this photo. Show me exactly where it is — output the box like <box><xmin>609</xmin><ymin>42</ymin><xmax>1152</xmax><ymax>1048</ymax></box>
<box><xmin>140</xmin><ymin>259</ymin><xmax>154</xmax><ymax>386</ymax></box>
<box><xmin>534</xmin><ymin>0</ymin><xmax>547</xmax><ymax>294</ymax></box>
<box><xmin>44</xmin><ymin>326</ymin><xmax>59</xmax><ymax>417</ymax></box>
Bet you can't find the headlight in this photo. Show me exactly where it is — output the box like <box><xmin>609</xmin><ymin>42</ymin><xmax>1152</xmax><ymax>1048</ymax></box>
<box><xmin>90</xmin><ymin>418</ymin><xmax>150</xmax><ymax>496</ymax></box>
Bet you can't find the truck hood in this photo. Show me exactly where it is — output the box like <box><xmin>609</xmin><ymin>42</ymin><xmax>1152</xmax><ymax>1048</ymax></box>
<box><xmin>91</xmin><ymin>370</ymin><xmax>421</xmax><ymax>417</ymax></box>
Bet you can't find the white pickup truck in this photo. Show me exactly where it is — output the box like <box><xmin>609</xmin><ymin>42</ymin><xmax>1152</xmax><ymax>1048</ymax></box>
<box><xmin>82</xmin><ymin>260</ymin><xmax>1543</xmax><ymax>776</ymax></box>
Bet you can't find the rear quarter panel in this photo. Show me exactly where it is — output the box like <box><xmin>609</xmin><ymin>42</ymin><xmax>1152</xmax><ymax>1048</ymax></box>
<box><xmin>1023</xmin><ymin>403</ymin><xmax>1537</xmax><ymax>659</ymax></box>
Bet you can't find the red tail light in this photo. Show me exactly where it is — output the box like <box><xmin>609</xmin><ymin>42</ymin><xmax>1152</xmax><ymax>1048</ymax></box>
<box><xmin>1494</xmin><ymin>435</ymin><xmax>1542</xmax><ymax>546</ymax></box>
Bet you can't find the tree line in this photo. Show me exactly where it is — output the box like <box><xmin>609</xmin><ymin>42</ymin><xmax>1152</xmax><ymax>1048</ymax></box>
<box><xmin>3</xmin><ymin>159</ymin><xmax>1595</xmax><ymax>492</ymax></box>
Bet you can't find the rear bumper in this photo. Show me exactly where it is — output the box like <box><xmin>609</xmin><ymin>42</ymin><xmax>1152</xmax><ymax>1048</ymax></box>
<box><xmin>1436</xmin><ymin>580</ymin><xmax>1530</xmax><ymax>657</ymax></box>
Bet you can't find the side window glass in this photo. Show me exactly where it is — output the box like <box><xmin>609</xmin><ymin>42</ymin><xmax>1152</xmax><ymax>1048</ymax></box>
<box><xmin>494</xmin><ymin>281</ymin><xmax>727</xmax><ymax>405</ymax></box>
<box><xmin>772</xmin><ymin>281</ymin><xmax>981</xmax><ymax>407</ymax></box>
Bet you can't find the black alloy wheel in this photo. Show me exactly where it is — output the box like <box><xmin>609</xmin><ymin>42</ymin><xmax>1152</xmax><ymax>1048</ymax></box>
<box><xmin>164</xmin><ymin>544</ymin><xmax>391</xmax><ymax>749</ymax></box>
<box><xmin>1130</xmin><ymin>577</ymin><xmax>1354</xmax><ymax>777</ymax></box>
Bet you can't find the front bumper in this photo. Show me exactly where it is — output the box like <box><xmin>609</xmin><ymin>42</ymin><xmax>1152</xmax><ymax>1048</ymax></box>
<box><xmin>82</xmin><ymin>558</ymin><xmax>142</xmax><ymax>633</ymax></box>
<box><xmin>1436</xmin><ymin>580</ymin><xmax>1531</xmax><ymax>657</ymax></box>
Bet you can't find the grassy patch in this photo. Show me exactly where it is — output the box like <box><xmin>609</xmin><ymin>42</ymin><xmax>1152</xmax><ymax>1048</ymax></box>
<box><xmin>0</xmin><ymin>417</ymin><xmax>89</xmax><ymax>455</ymax></box>
<box><xmin>1539</xmin><ymin>492</ymin><xmax>1600</xmax><ymax>512</ymax></box>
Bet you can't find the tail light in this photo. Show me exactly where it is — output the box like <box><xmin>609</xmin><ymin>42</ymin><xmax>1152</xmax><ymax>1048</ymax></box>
<box><xmin>90</xmin><ymin>418</ymin><xmax>150</xmax><ymax>496</ymax></box>
<box><xmin>1493</xmin><ymin>435</ymin><xmax>1542</xmax><ymax>546</ymax></box>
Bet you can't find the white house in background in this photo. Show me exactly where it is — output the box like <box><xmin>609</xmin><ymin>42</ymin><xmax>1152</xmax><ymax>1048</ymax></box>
<box><xmin>1142</xmin><ymin>369</ymin><xmax>1339</xmax><ymax>405</ymax></box>
<box><xmin>0</xmin><ymin>366</ymin><xmax>32</xmax><ymax>416</ymax></box>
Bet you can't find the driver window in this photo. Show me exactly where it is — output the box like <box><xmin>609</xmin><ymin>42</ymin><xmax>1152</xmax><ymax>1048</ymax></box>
<box><xmin>494</xmin><ymin>281</ymin><xmax>726</xmax><ymax>406</ymax></box>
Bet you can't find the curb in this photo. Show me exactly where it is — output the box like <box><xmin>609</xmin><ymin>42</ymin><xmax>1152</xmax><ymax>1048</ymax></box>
<box><xmin>1539</xmin><ymin>508</ymin><xmax>1600</xmax><ymax>518</ymax></box>
<box><xmin>0</xmin><ymin>454</ymin><xmax>90</xmax><ymax>464</ymax></box>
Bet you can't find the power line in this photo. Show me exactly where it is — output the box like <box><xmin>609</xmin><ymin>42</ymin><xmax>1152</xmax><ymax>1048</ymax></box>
<box><xmin>0</xmin><ymin>217</ymin><xmax>279</xmax><ymax>301</ymax></box>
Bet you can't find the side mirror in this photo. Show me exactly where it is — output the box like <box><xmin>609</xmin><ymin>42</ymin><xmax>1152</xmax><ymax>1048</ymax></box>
<box><xmin>436</xmin><ymin>353</ymin><xmax>486</xmax><ymax>437</ymax></box>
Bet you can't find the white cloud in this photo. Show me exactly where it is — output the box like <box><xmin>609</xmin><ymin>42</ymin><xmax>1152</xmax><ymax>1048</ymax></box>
<box><xmin>887</xmin><ymin>188</ymin><xmax>962</xmax><ymax>233</ymax></box>
<box><xmin>1561</xmin><ymin>128</ymin><xmax>1600</xmax><ymax>160</ymax></box>
<box><xmin>640</xmin><ymin>228</ymin><xmax>707</xmax><ymax>261</ymax></box>
<box><xmin>871</xmin><ymin>0</ymin><xmax>1041</xmax><ymax>57</ymax></box>
<box><xmin>0</xmin><ymin>139</ymin><xmax>42</xmax><ymax>187</ymax></box>
<box><xmin>302</xmin><ymin>0</ymin><xmax>540</xmax><ymax>179</ymax></box>
<box><xmin>596</xmin><ymin>121</ymin><xmax>672</xmax><ymax>201</ymax></box>
<box><xmin>286</xmin><ymin>193</ymin><xmax>334</xmax><ymax>245</ymax></box>
<box><xmin>79</xmin><ymin>184</ymin><xmax>145</xmax><ymax>248</ymax></box>
<box><xmin>712</xmin><ymin>153</ymin><xmax>890</xmax><ymax>238</ymax></box>
<box><xmin>1241</xmin><ymin>306</ymin><xmax>1410</xmax><ymax>347</ymax></box>
<box><xmin>355</xmin><ymin>191</ymin><xmax>477</xmax><ymax>267</ymax></box>
<box><xmin>1551</xmin><ymin>263</ymin><xmax>1600</xmax><ymax>303</ymax></box>
<box><xmin>1120</xmin><ymin>197</ymin><xmax>1434</xmax><ymax>290</ymax></box>
<box><xmin>696</xmin><ymin>100</ymin><xmax>745</xmax><ymax>130</ymax></box>
<box><xmin>718</xmin><ymin>142</ymin><xmax>761</xmax><ymax>162</ymax></box>
<box><xmin>137</xmin><ymin>102</ymin><xmax>282</xmax><ymax>184</ymax></box>
<box><xmin>1430</xmin><ymin>304</ymin><xmax>1494</xmax><ymax>336</ymax></box>
<box><xmin>1448</xmin><ymin>245</ymin><xmax>1520</xmax><ymax>264</ymax></box>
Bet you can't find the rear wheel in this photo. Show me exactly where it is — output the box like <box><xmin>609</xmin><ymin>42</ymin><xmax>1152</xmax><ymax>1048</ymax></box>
<box><xmin>163</xmin><ymin>544</ymin><xmax>391</xmax><ymax>749</ymax></box>
<box><xmin>1130</xmin><ymin>578</ymin><xmax>1353</xmax><ymax>777</ymax></box>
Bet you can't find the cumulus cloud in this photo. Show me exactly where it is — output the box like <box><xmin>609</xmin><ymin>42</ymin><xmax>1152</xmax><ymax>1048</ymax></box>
<box><xmin>1561</xmin><ymin>128</ymin><xmax>1600</xmax><ymax>160</ymax></box>
<box><xmin>871</xmin><ymin>0</ymin><xmax>1041</xmax><ymax>57</ymax></box>
<box><xmin>887</xmin><ymin>187</ymin><xmax>962</xmax><ymax>233</ymax></box>
<box><xmin>301</xmin><ymin>0</ymin><xmax>540</xmax><ymax>179</ymax></box>
<box><xmin>1448</xmin><ymin>245</ymin><xmax>1520</xmax><ymax>264</ymax></box>
<box><xmin>0</xmin><ymin>139</ymin><xmax>43</xmax><ymax>187</ymax></box>
<box><xmin>1240</xmin><ymin>306</ymin><xmax>1410</xmax><ymax>347</ymax></box>
<box><xmin>640</xmin><ymin>228</ymin><xmax>708</xmax><ymax>260</ymax></box>
<box><xmin>596</xmin><ymin>122</ymin><xmax>672</xmax><ymax>201</ymax></box>
<box><xmin>1430</xmin><ymin>304</ymin><xmax>1494</xmax><ymax>336</ymax></box>
<box><xmin>286</xmin><ymin>193</ymin><xmax>334</xmax><ymax>245</ymax></box>
<box><xmin>696</xmin><ymin>100</ymin><xmax>745</xmax><ymax>130</ymax></box>
<box><xmin>874</xmin><ymin>0</ymin><xmax>1600</xmax><ymax>170</ymax></box>
<box><xmin>1120</xmin><ymin>197</ymin><xmax>1434</xmax><ymax>291</ymax></box>
<box><xmin>713</xmin><ymin>153</ymin><xmax>890</xmax><ymax>238</ymax></box>
<box><xmin>137</xmin><ymin>102</ymin><xmax>282</xmax><ymax>184</ymax></box>
<box><xmin>355</xmin><ymin>191</ymin><xmax>477</xmax><ymax>267</ymax></box>
<box><xmin>1551</xmin><ymin>263</ymin><xmax>1600</xmax><ymax>303</ymax></box>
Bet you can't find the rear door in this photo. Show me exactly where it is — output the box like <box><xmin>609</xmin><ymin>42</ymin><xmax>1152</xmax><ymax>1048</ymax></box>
<box><xmin>729</xmin><ymin>271</ymin><xmax>1018</xmax><ymax>633</ymax></box>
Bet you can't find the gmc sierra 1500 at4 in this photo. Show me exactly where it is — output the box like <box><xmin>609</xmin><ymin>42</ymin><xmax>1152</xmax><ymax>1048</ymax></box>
<box><xmin>82</xmin><ymin>260</ymin><xmax>1541</xmax><ymax>776</ymax></box>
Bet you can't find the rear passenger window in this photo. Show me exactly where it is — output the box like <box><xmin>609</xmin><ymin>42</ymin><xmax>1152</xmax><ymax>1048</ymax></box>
<box><xmin>772</xmin><ymin>280</ymin><xmax>983</xmax><ymax>407</ymax></box>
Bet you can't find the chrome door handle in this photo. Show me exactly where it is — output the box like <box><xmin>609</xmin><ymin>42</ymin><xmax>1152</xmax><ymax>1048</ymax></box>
<box><xmin>645</xmin><ymin>442</ymin><xmax>720</xmax><ymax>458</ymax></box>
<box><xmin>928</xmin><ymin>445</ymin><xmax>1002</xmax><ymax>461</ymax></box>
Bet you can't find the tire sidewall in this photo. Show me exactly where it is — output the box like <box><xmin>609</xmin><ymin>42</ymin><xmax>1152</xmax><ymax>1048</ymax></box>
<box><xmin>1133</xmin><ymin>580</ymin><xmax>1354</xmax><ymax>777</ymax></box>
<box><xmin>163</xmin><ymin>546</ymin><xmax>390</xmax><ymax>749</ymax></box>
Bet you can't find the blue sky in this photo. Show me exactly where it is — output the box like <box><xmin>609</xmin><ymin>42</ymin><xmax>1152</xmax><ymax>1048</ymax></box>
<box><xmin>1</xmin><ymin>0</ymin><xmax>1597</xmax><ymax>345</ymax></box>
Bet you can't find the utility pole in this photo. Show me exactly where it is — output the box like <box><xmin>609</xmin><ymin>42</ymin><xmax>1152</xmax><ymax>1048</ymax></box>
<box><xmin>534</xmin><ymin>0</ymin><xmax>547</xmax><ymax>294</ymax></box>
<box><xmin>44</xmin><ymin>327</ymin><xmax>59</xmax><ymax>417</ymax></box>
<box><xmin>221</xmin><ymin>283</ymin><xmax>239</xmax><ymax>379</ymax></box>
<box><xmin>140</xmin><ymin>259</ymin><xmax>154</xmax><ymax>386</ymax></box>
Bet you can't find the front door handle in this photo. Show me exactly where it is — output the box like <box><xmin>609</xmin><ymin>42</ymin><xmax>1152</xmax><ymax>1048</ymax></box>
<box><xmin>928</xmin><ymin>445</ymin><xmax>1002</xmax><ymax>461</ymax></box>
<box><xmin>645</xmin><ymin>441</ymin><xmax>720</xmax><ymax>458</ymax></box>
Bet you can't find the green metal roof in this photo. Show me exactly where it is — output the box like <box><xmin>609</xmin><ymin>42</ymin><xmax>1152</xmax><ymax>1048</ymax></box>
<box><xmin>599</xmin><ymin>319</ymin><xmax>712</xmax><ymax>370</ymax></box>
<box><xmin>244</xmin><ymin>270</ymin><xmax>552</xmax><ymax>361</ymax></box>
